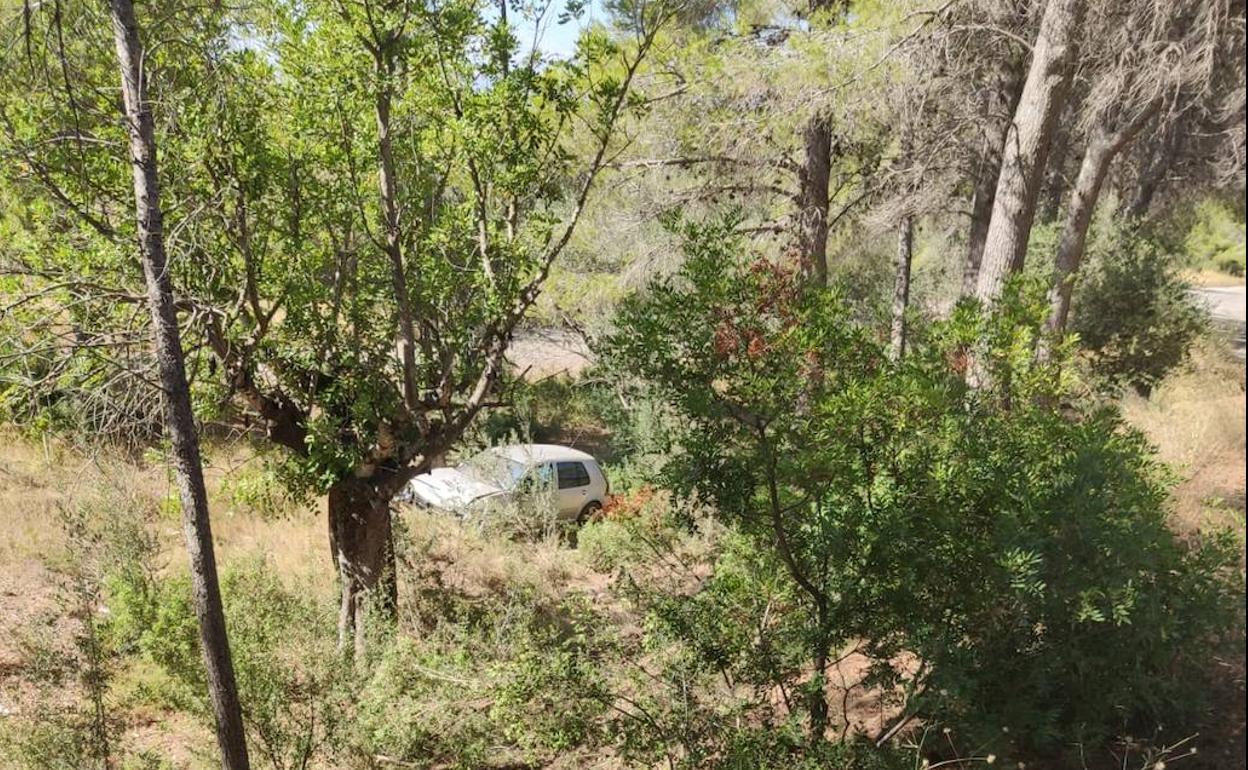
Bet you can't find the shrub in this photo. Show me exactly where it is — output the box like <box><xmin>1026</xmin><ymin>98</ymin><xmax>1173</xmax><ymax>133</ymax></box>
<box><xmin>1071</xmin><ymin>221</ymin><xmax>1208</xmax><ymax>396</ymax></box>
<box><xmin>351</xmin><ymin>636</ymin><xmax>495</xmax><ymax>768</ymax></box>
<box><xmin>353</xmin><ymin>594</ymin><xmax>615</xmax><ymax>768</ymax></box>
<box><xmin>603</xmin><ymin>214</ymin><xmax>1243</xmax><ymax>765</ymax></box>
<box><xmin>0</xmin><ymin>491</ymin><xmax>164</xmax><ymax>770</ymax></box>
<box><xmin>219</xmin><ymin>457</ymin><xmax>302</xmax><ymax>520</ymax></box>
<box><xmin>576</xmin><ymin>517</ymin><xmax>643</xmax><ymax>571</ymax></box>
<box><xmin>1217</xmin><ymin>256</ymin><xmax>1245</xmax><ymax>276</ymax></box>
<box><xmin>108</xmin><ymin>559</ymin><xmax>351</xmax><ymax>769</ymax></box>
<box><xmin>1180</xmin><ymin>197</ymin><xmax>1246</xmax><ymax>272</ymax></box>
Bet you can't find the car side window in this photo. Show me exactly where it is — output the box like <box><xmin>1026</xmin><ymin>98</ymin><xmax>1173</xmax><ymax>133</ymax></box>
<box><xmin>516</xmin><ymin>463</ymin><xmax>553</xmax><ymax>493</ymax></box>
<box><xmin>556</xmin><ymin>461</ymin><xmax>591</xmax><ymax>490</ymax></box>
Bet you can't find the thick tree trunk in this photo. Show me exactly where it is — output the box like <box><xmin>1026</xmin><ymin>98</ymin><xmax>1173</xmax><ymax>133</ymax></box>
<box><xmin>106</xmin><ymin>2</ymin><xmax>250</xmax><ymax>768</ymax></box>
<box><xmin>974</xmin><ymin>0</ymin><xmax>1086</xmax><ymax>304</ymax></box>
<box><xmin>328</xmin><ymin>475</ymin><xmax>399</xmax><ymax>657</ymax></box>
<box><xmin>890</xmin><ymin>214</ymin><xmax>914</xmax><ymax>360</ymax></box>
<box><xmin>1040</xmin><ymin>105</ymin><xmax>1160</xmax><ymax>357</ymax></box>
<box><xmin>795</xmin><ymin>114</ymin><xmax>833</xmax><ymax>286</ymax></box>
<box><xmin>962</xmin><ymin>57</ymin><xmax>1026</xmax><ymax>295</ymax></box>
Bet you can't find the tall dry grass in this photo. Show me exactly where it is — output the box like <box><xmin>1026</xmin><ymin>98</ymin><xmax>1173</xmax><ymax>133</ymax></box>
<box><xmin>1119</xmin><ymin>342</ymin><xmax>1246</xmax><ymax>536</ymax></box>
<box><xmin>0</xmin><ymin>435</ymin><xmax>335</xmax><ymax>610</ymax></box>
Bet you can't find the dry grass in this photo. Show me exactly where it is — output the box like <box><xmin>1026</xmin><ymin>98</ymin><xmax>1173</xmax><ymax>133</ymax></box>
<box><xmin>1185</xmin><ymin>269</ymin><xmax>1247</xmax><ymax>288</ymax></box>
<box><xmin>396</xmin><ymin>508</ymin><xmax>605</xmax><ymax>614</ymax></box>
<box><xmin>0</xmin><ymin>435</ymin><xmax>333</xmax><ymax>589</ymax></box>
<box><xmin>0</xmin><ymin>435</ymin><xmax>333</xmax><ymax>734</ymax></box>
<box><xmin>1119</xmin><ymin>342</ymin><xmax>1247</xmax><ymax>536</ymax></box>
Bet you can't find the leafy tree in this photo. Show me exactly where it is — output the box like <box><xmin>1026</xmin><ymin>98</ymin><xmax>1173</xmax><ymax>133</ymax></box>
<box><xmin>605</xmin><ymin>216</ymin><xmax>1241</xmax><ymax>758</ymax></box>
<box><xmin>1</xmin><ymin>0</ymin><xmax>680</xmax><ymax>650</ymax></box>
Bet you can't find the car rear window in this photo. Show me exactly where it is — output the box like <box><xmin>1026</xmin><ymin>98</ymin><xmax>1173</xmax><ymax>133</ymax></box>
<box><xmin>556</xmin><ymin>461</ymin><xmax>591</xmax><ymax>489</ymax></box>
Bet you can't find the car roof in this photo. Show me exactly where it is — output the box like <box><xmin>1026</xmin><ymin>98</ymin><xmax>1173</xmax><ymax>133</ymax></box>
<box><xmin>490</xmin><ymin>443</ymin><xmax>597</xmax><ymax>464</ymax></box>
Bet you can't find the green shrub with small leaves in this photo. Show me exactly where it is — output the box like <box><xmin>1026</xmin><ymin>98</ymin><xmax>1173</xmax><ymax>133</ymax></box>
<box><xmin>219</xmin><ymin>458</ymin><xmax>302</xmax><ymax>520</ymax></box>
<box><xmin>1071</xmin><ymin>221</ymin><xmax>1209</xmax><ymax>395</ymax></box>
<box><xmin>577</xmin><ymin>517</ymin><xmax>647</xmax><ymax>571</ymax></box>
<box><xmin>0</xmin><ymin>492</ymin><xmax>168</xmax><ymax>770</ymax></box>
<box><xmin>107</xmin><ymin>559</ymin><xmax>351</xmax><ymax>769</ymax></box>
<box><xmin>604</xmin><ymin>215</ymin><xmax>1243</xmax><ymax>765</ymax></box>
<box><xmin>352</xmin><ymin>592</ymin><xmax>616</xmax><ymax>768</ymax></box>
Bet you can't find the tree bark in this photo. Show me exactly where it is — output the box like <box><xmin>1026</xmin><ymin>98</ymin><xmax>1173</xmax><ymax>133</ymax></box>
<box><xmin>1124</xmin><ymin>119</ymin><xmax>1180</xmax><ymax>220</ymax></box>
<box><xmin>106</xmin><ymin>2</ymin><xmax>250</xmax><ymax>767</ymax></box>
<box><xmin>961</xmin><ymin>57</ymin><xmax>1026</xmax><ymax>295</ymax></box>
<box><xmin>808</xmin><ymin>616</ymin><xmax>832</xmax><ymax>744</ymax></box>
<box><xmin>974</xmin><ymin>0</ymin><xmax>1086</xmax><ymax>304</ymax></box>
<box><xmin>890</xmin><ymin>214</ymin><xmax>914</xmax><ymax>360</ymax></box>
<box><xmin>791</xmin><ymin>0</ymin><xmax>850</xmax><ymax>286</ymax></box>
<box><xmin>1039</xmin><ymin>114</ymin><xmax>1072</xmax><ymax>222</ymax></box>
<box><xmin>795</xmin><ymin>113</ymin><xmax>833</xmax><ymax>286</ymax></box>
<box><xmin>1040</xmin><ymin>104</ymin><xmax>1160</xmax><ymax>356</ymax></box>
<box><xmin>374</xmin><ymin>43</ymin><xmax>419</xmax><ymax>412</ymax></box>
<box><xmin>328</xmin><ymin>474</ymin><xmax>402</xmax><ymax>657</ymax></box>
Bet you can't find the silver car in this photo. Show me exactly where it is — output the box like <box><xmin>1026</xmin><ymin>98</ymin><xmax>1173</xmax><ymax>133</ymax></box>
<box><xmin>399</xmin><ymin>443</ymin><xmax>609</xmax><ymax>523</ymax></box>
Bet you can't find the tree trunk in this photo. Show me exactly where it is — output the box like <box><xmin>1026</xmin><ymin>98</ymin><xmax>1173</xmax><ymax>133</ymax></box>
<box><xmin>106</xmin><ymin>2</ymin><xmax>250</xmax><ymax>768</ymax></box>
<box><xmin>374</xmin><ymin>45</ymin><xmax>419</xmax><ymax>412</ymax></box>
<box><xmin>890</xmin><ymin>214</ymin><xmax>914</xmax><ymax>360</ymax></box>
<box><xmin>1040</xmin><ymin>104</ymin><xmax>1160</xmax><ymax>356</ymax></box>
<box><xmin>1039</xmin><ymin>113</ymin><xmax>1073</xmax><ymax>222</ymax></box>
<box><xmin>1124</xmin><ymin>119</ymin><xmax>1180</xmax><ymax>220</ymax></box>
<box><xmin>1039</xmin><ymin>134</ymin><xmax>1113</xmax><ymax>352</ymax></box>
<box><xmin>963</xmin><ymin>138</ymin><xmax>1003</xmax><ymax>295</ymax></box>
<box><xmin>961</xmin><ymin>57</ymin><xmax>1026</xmax><ymax>295</ymax></box>
<box><xmin>974</xmin><ymin>0</ymin><xmax>1086</xmax><ymax>304</ymax></box>
<box><xmin>807</xmin><ymin>613</ymin><xmax>832</xmax><ymax>744</ymax></box>
<box><xmin>795</xmin><ymin>113</ymin><xmax>833</xmax><ymax>286</ymax></box>
<box><xmin>328</xmin><ymin>475</ymin><xmax>399</xmax><ymax>657</ymax></box>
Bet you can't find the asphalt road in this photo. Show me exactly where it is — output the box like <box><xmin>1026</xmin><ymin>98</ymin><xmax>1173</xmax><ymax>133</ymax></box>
<box><xmin>507</xmin><ymin>287</ymin><xmax>1248</xmax><ymax>375</ymax></box>
<box><xmin>1192</xmin><ymin>285</ymin><xmax>1246</xmax><ymax>359</ymax></box>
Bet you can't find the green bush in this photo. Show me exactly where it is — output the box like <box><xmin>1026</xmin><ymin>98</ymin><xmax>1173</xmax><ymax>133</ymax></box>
<box><xmin>219</xmin><ymin>458</ymin><xmax>302</xmax><ymax>520</ymax></box>
<box><xmin>1071</xmin><ymin>221</ymin><xmax>1209</xmax><ymax>395</ymax></box>
<box><xmin>603</xmin><ymin>214</ymin><xmax>1243</xmax><ymax>765</ymax></box>
<box><xmin>351</xmin><ymin>636</ymin><xmax>495</xmax><ymax>768</ymax></box>
<box><xmin>1217</xmin><ymin>256</ymin><xmax>1245</xmax><ymax>276</ymax></box>
<box><xmin>353</xmin><ymin>594</ymin><xmax>615</xmax><ymax>767</ymax></box>
<box><xmin>107</xmin><ymin>559</ymin><xmax>351</xmax><ymax>769</ymax></box>
<box><xmin>577</xmin><ymin>518</ymin><xmax>645</xmax><ymax>571</ymax></box>
<box><xmin>0</xmin><ymin>492</ymin><xmax>166</xmax><ymax>770</ymax></box>
<box><xmin>1181</xmin><ymin>197</ymin><xmax>1246</xmax><ymax>272</ymax></box>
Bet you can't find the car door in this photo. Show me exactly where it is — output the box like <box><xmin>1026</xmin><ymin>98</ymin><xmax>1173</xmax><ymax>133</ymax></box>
<box><xmin>555</xmin><ymin>461</ymin><xmax>592</xmax><ymax>518</ymax></box>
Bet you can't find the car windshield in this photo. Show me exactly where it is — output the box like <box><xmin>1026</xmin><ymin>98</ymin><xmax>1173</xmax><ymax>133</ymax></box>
<box><xmin>459</xmin><ymin>450</ymin><xmax>528</xmax><ymax>491</ymax></box>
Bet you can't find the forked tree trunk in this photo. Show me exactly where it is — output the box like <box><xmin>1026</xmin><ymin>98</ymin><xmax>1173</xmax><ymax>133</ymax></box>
<box><xmin>328</xmin><ymin>475</ymin><xmax>400</xmax><ymax>657</ymax></box>
<box><xmin>1040</xmin><ymin>104</ymin><xmax>1160</xmax><ymax>357</ymax></box>
<box><xmin>890</xmin><ymin>214</ymin><xmax>914</xmax><ymax>360</ymax></box>
<box><xmin>106</xmin><ymin>1</ymin><xmax>250</xmax><ymax>767</ymax></box>
<box><xmin>974</xmin><ymin>0</ymin><xmax>1086</xmax><ymax>304</ymax></box>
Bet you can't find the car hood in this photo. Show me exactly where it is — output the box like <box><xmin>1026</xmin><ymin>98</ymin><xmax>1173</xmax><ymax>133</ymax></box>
<box><xmin>405</xmin><ymin>467</ymin><xmax>506</xmax><ymax>511</ymax></box>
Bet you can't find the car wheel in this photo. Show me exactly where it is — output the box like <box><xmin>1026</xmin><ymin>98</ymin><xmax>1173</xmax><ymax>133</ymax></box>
<box><xmin>577</xmin><ymin>501</ymin><xmax>602</xmax><ymax>526</ymax></box>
